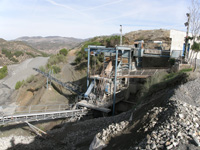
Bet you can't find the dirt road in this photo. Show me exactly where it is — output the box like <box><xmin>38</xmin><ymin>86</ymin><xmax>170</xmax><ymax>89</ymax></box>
<box><xmin>0</xmin><ymin>57</ymin><xmax>49</xmax><ymax>113</ymax></box>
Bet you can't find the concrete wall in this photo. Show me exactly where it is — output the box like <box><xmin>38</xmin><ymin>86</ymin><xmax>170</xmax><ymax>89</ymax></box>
<box><xmin>170</xmin><ymin>30</ymin><xmax>192</xmax><ymax>51</ymax></box>
<box><xmin>188</xmin><ymin>50</ymin><xmax>200</xmax><ymax>68</ymax></box>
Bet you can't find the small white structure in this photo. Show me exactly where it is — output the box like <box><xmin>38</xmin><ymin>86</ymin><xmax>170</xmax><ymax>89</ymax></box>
<box><xmin>170</xmin><ymin>29</ymin><xmax>192</xmax><ymax>51</ymax></box>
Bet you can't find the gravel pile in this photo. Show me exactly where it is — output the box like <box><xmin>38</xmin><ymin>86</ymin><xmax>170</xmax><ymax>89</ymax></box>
<box><xmin>132</xmin><ymin>78</ymin><xmax>200</xmax><ymax>150</ymax></box>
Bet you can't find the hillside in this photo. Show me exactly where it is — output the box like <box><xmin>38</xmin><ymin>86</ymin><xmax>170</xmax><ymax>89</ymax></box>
<box><xmin>15</xmin><ymin>36</ymin><xmax>85</xmax><ymax>54</ymax></box>
<box><xmin>0</xmin><ymin>38</ymin><xmax>45</xmax><ymax>66</ymax></box>
<box><xmin>124</xmin><ymin>29</ymin><xmax>171</xmax><ymax>50</ymax></box>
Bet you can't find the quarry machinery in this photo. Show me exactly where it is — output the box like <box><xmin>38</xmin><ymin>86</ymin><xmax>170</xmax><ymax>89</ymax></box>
<box><xmin>77</xmin><ymin>45</ymin><xmax>139</xmax><ymax>114</ymax></box>
<box><xmin>76</xmin><ymin>42</ymin><xmax>171</xmax><ymax>114</ymax></box>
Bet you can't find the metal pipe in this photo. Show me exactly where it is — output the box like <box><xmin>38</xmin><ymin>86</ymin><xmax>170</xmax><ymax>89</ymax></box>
<box><xmin>120</xmin><ymin>25</ymin><xmax>122</xmax><ymax>46</ymax></box>
<box><xmin>112</xmin><ymin>48</ymin><xmax>118</xmax><ymax>115</ymax></box>
<box><xmin>87</xmin><ymin>47</ymin><xmax>90</xmax><ymax>87</ymax></box>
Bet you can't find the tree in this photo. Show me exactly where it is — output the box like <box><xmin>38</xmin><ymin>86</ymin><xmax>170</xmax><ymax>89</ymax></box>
<box><xmin>191</xmin><ymin>42</ymin><xmax>200</xmax><ymax>71</ymax></box>
<box><xmin>189</xmin><ymin>0</ymin><xmax>200</xmax><ymax>41</ymax></box>
<box><xmin>59</xmin><ymin>48</ymin><xmax>68</xmax><ymax>56</ymax></box>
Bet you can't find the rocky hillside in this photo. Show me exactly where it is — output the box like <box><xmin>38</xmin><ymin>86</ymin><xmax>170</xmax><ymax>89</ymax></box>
<box><xmin>15</xmin><ymin>36</ymin><xmax>85</xmax><ymax>54</ymax></box>
<box><xmin>0</xmin><ymin>38</ymin><xmax>45</xmax><ymax>65</ymax></box>
<box><xmin>78</xmin><ymin>29</ymin><xmax>171</xmax><ymax>50</ymax></box>
<box><xmin>124</xmin><ymin>29</ymin><xmax>171</xmax><ymax>50</ymax></box>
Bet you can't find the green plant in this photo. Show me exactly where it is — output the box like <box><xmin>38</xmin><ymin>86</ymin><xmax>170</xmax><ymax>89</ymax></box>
<box><xmin>39</xmin><ymin>66</ymin><xmax>46</xmax><ymax>72</ymax></box>
<box><xmin>26</xmin><ymin>52</ymin><xmax>36</xmax><ymax>58</ymax></box>
<box><xmin>47</xmin><ymin>54</ymin><xmax>66</xmax><ymax>68</ymax></box>
<box><xmin>41</xmin><ymin>52</ymin><xmax>49</xmax><ymax>57</ymax></box>
<box><xmin>75</xmin><ymin>41</ymin><xmax>102</xmax><ymax>64</ymax></box>
<box><xmin>179</xmin><ymin>68</ymin><xmax>193</xmax><ymax>73</ymax></box>
<box><xmin>59</xmin><ymin>48</ymin><xmax>68</xmax><ymax>56</ymax></box>
<box><xmin>26</xmin><ymin>75</ymin><xmax>35</xmax><ymax>83</ymax></box>
<box><xmin>14</xmin><ymin>51</ymin><xmax>24</xmax><ymax>57</ymax></box>
<box><xmin>2</xmin><ymin>49</ymin><xmax>13</xmax><ymax>59</ymax></box>
<box><xmin>191</xmin><ymin>42</ymin><xmax>200</xmax><ymax>52</ymax></box>
<box><xmin>15</xmin><ymin>80</ymin><xmax>24</xmax><ymax>90</ymax></box>
<box><xmin>0</xmin><ymin>66</ymin><xmax>8</xmax><ymax>79</ymax></box>
<box><xmin>9</xmin><ymin>57</ymin><xmax>19</xmax><ymax>62</ymax></box>
<box><xmin>51</xmin><ymin>65</ymin><xmax>61</xmax><ymax>74</ymax></box>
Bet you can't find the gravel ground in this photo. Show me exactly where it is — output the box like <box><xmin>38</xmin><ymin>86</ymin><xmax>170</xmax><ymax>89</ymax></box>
<box><xmin>3</xmin><ymin>57</ymin><xmax>49</xmax><ymax>89</ymax></box>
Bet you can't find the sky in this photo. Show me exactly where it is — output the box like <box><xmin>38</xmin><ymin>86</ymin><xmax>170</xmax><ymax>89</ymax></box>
<box><xmin>0</xmin><ymin>0</ymin><xmax>191</xmax><ymax>40</ymax></box>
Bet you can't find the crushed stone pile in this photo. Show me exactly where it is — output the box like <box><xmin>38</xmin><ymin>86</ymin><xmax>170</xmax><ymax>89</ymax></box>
<box><xmin>131</xmin><ymin>78</ymin><xmax>200</xmax><ymax>150</ymax></box>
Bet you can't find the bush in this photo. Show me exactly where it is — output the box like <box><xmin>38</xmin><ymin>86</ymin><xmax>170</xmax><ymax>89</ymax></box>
<box><xmin>0</xmin><ymin>66</ymin><xmax>8</xmax><ymax>79</ymax></box>
<box><xmin>39</xmin><ymin>66</ymin><xmax>46</xmax><ymax>72</ymax></box>
<box><xmin>9</xmin><ymin>57</ymin><xmax>19</xmax><ymax>62</ymax></box>
<box><xmin>26</xmin><ymin>52</ymin><xmax>36</xmax><ymax>58</ymax></box>
<box><xmin>179</xmin><ymin>68</ymin><xmax>192</xmax><ymax>73</ymax></box>
<box><xmin>59</xmin><ymin>48</ymin><xmax>68</xmax><ymax>56</ymax></box>
<box><xmin>15</xmin><ymin>80</ymin><xmax>24</xmax><ymax>90</ymax></box>
<box><xmin>14</xmin><ymin>51</ymin><xmax>24</xmax><ymax>57</ymax></box>
<box><xmin>191</xmin><ymin>42</ymin><xmax>200</xmax><ymax>52</ymax></box>
<box><xmin>2</xmin><ymin>49</ymin><xmax>13</xmax><ymax>59</ymax></box>
<box><xmin>26</xmin><ymin>75</ymin><xmax>35</xmax><ymax>83</ymax></box>
<box><xmin>51</xmin><ymin>65</ymin><xmax>61</xmax><ymax>74</ymax></box>
<box><xmin>75</xmin><ymin>41</ymin><xmax>102</xmax><ymax>64</ymax></box>
<box><xmin>41</xmin><ymin>52</ymin><xmax>49</xmax><ymax>57</ymax></box>
<box><xmin>47</xmin><ymin>54</ymin><xmax>66</xmax><ymax>68</ymax></box>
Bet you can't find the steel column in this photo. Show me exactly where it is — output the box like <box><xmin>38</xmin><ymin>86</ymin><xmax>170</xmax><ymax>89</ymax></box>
<box><xmin>87</xmin><ymin>48</ymin><xmax>90</xmax><ymax>87</ymax></box>
<box><xmin>112</xmin><ymin>49</ymin><xmax>118</xmax><ymax>115</ymax></box>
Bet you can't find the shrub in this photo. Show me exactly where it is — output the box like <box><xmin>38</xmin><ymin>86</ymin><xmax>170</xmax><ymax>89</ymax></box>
<box><xmin>191</xmin><ymin>42</ymin><xmax>200</xmax><ymax>52</ymax></box>
<box><xmin>179</xmin><ymin>68</ymin><xmax>192</xmax><ymax>73</ymax></box>
<box><xmin>0</xmin><ymin>66</ymin><xmax>8</xmax><ymax>79</ymax></box>
<box><xmin>51</xmin><ymin>65</ymin><xmax>61</xmax><ymax>74</ymax></box>
<box><xmin>14</xmin><ymin>51</ymin><xmax>24</xmax><ymax>57</ymax></box>
<box><xmin>39</xmin><ymin>66</ymin><xmax>46</xmax><ymax>72</ymax></box>
<box><xmin>26</xmin><ymin>52</ymin><xmax>36</xmax><ymax>58</ymax></box>
<box><xmin>2</xmin><ymin>49</ymin><xmax>13</xmax><ymax>59</ymax></box>
<box><xmin>59</xmin><ymin>48</ymin><xmax>68</xmax><ymax>56</ymax></box>
<box><xmin>9</xmin><ymin>57</ymin><xmax>19</xmax><ymax>62</ymax></box>
<box><xmin>75</xmin><ymin>41</ymin><xmax>101</xmax><ymax>64</ymax></box>
<box><xmin>47</xmin><ymin>54</ymin><xmax>66</xmax><ymax>67</ymax></box>
<box><xmin>41</xmin><ymin>52</ymin><xmax>49</xmax><ymax>57</ymax></box>
<box><xmin>26</xmin><ymin>75</ymin><xmax>35</xmax><ymax>83</ymax></box>
<box><xmin>15</xmin><ymin>80</ymin><xmax>24</xmax><ymax>90</ymax></box>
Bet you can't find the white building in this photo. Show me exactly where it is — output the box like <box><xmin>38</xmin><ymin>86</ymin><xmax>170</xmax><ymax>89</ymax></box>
<box><xmin>170</xmin><ymin>29</ymin><xmax>192</xmax><ymax>51</ymax></box>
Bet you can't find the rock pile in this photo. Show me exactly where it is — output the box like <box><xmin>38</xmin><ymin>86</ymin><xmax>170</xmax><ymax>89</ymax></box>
<box><xmin>132</xmin><ymin>78</ymin><xmax>200</xmax><ymax>150</ymax></box>
<box><xmin>90</xmin><ymin>120</ymin><xmax>129</xmax><ymax>150</ymax></box>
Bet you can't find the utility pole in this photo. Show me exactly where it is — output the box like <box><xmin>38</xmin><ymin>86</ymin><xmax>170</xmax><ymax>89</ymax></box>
<box><xmin>184</xmin><ymin>13</ymin><xmax>190</xmax><ymax>62</ymax></box>
<box><xmin>120</xmin><ymin>25</ymin><xmax>122</xmax><ymax>46</ymax></box>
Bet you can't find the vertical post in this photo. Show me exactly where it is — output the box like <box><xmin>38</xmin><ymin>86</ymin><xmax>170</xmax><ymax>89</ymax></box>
<box><xmin>46</xmin><ymin>77</ymin><xmax>48</xmax><ymax>89</ymax></box>
<box><xmin>185</xmin><ymin>13</ymin><xmax>190</xmax><ymax>61</ymax></box>
<box><xmin>120</xmin><ymin>25</ymin><xmax>122</xmax><ymax>46</ymax></box>
<box><xmin>112</xmin><ymin>48</ymin><xmax>118</xmax><ymax>115</ymax></box>
<box><xmin>87</xmin><ymin>47</ymin><xmax>90</xmax><ymax>87</ymax></box>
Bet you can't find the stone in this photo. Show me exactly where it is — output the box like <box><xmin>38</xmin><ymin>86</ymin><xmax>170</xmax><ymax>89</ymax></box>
<box><xmin>166</xmin><ymin>144</ymin><xmax>173</xmax><ymax>149</ymax></box>
<box><xmin>179</xmin><ymin>114</ymin><xmax>185</xmax><ymax>119</ymax></box>
<box><xmin>151</xmin><ymin>141</ymin><xmax>157</xmax><ymax>149</ymax></box>
<box><xmin>165</xmin><ymin>141</ymin><xmax>171</xmax><ymax>146</ymax></box>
